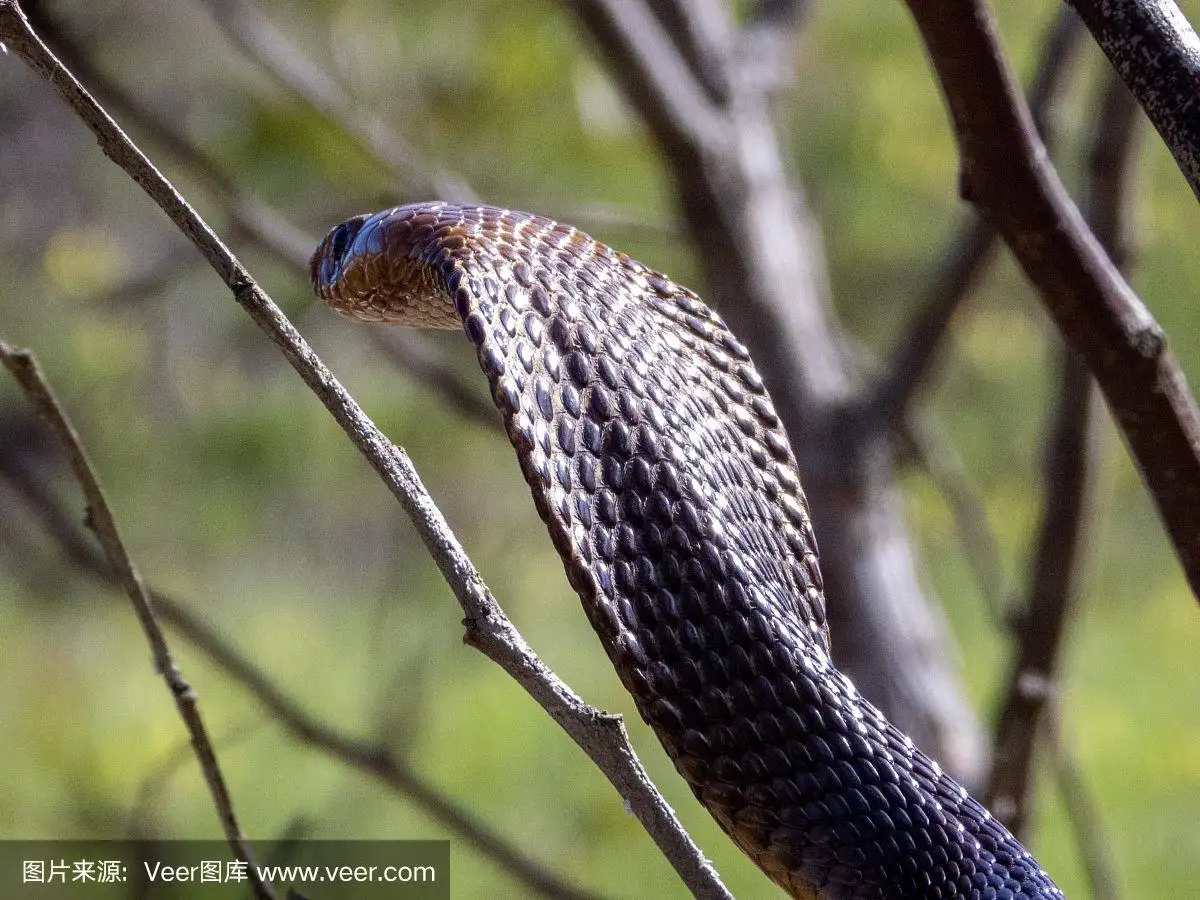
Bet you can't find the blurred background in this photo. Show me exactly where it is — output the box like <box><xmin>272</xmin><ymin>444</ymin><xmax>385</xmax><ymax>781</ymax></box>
<box><xmin>1</xmin><ymin>0</ymin><xmax>1198</xmax><ymax>897</ymax></box>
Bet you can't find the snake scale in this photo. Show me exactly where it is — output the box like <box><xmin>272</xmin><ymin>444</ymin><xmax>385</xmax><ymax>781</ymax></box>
<box><xmin>311</xmin><ymin>202</ymin><xmax>1063</xmax><ymax>899</ymax></box>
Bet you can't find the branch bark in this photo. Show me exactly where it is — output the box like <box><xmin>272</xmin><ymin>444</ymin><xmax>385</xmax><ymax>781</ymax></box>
<box><xmin>1066</xmin><ymin>0</ymin><xmax>1200</xmax><ymax>201</ymax></box>
<box><xmin>902</xmin><ymin>0</ymin><xmax>1200</xmax><ymax>603</ymax></box>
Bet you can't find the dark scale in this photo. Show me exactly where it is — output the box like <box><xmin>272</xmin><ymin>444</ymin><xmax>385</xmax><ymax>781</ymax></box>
<box><xmin>312</xmin><ymin>202</ymin><xmax>1064</xmax><ymax>900</ymax></box>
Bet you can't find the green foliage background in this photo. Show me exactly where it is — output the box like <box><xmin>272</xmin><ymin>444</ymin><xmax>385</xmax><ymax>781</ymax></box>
<box><xmin>1</xmin><ymin>0</ymin><xmax>1198</xmax><ymax>897</ymax></box>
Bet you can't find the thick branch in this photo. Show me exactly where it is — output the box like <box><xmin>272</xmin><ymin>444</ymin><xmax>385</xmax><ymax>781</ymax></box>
<box><xmin>1066</xmin><ymin>0</ymin><xmax>1200</xmax><ymax>201</ymax></box>
<box><xmin>0</xmin><ymin>4</ymin><xmax>729</xmax><ymax>894</ymax></box>
<box><xmin>903</xmin><ymin>0</ymin><xmax>1200</xmax><ymax>601</ymax></box>
<box><xmin>863</xmin><ymin>7</ymin><xmax>1085</xmax><ymax>433</ymax></box>
<box><xmin>0</xmin><ymin>344</ymin><xmax>274</xmax><ymax>900</ymax></box>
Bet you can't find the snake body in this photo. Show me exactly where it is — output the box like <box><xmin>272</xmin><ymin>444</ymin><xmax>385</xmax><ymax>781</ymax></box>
<box><xmin>311</xmin><ymin>202</ymin><xmax>1063</xmax><ymax>899</ymax></box>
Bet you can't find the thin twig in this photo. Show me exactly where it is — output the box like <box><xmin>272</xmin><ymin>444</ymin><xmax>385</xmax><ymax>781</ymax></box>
<box><xmin>861</xmin><ymin>7</ymin><xmax>1086</xmax><ymax>433</ymax></box>
<box><xmin>899</xmin><ymin>415</ymin><xmax>1007</xmax><ymax>623</ymax></box>
<box><xmin>901</xmin><ymin>0</ymin><xmax>1200</xmax><ymax>602</ymax></box>
<box><xmin>155</xmin><ymin>591</ymin><xmax>615</xmax><ymax>900</ymax></box>
<box><xmin>0</xmin><ymin>342</ymin><xmax>275</xmax><ymax>900</ymax></box>
<box><xmin>192</xmin><ymin>0</ymin><xmax>476</xmax><ymax>201</ymax></box>
<box><xmin>0</xmin><ymin>5</ymin><xmax>730</xmax><ymax>895</ymax></box>
<box><xmin>2</xmin><ymin>458</ymin><xmax>608</xmax><ymax>900</ymax></box>
<box><xmin>1066</xmin><ymin>0</ymin><xmax>1200</xmax><ymax>201</ymax></box>
<box><xmin>1047</xmin><ymin>719</ymin><xmax>1123</xmax><ymax>900</ymax></box>
<box><xmin>22</xmin><ymin>5</ymin><xmax>499</xmax><ymax>428</ymax></box>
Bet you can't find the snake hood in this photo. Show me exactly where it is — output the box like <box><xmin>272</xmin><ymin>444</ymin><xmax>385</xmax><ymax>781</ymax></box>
<box><xmin>312</xmin><ymin>201</ymin><xmax>1063</xmax><ymax>900</ymax></box>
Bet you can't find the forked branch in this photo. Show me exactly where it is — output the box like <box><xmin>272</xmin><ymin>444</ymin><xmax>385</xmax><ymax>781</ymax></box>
<box><xmin>902</xmin><ymin>0</ymin><xmax>1200</xmax><ymax>602</ymax></box>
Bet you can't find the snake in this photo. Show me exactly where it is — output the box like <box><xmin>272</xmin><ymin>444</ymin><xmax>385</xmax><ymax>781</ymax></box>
<box><xmin>310</xmin><ymin>202</ymin><xmax>1063</xmax><ymax>899</ymax></box>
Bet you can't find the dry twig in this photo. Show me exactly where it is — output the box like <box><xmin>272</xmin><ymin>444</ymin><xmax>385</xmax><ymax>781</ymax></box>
<box><xmin>0</xmin><ymin>343</ymin><xmax>275</xmax><ymax>900</ymax></box>
<box><xmin>2</xmin><ymin>457</ymin><xmax>607</xmax><ymax>900</ymax></box>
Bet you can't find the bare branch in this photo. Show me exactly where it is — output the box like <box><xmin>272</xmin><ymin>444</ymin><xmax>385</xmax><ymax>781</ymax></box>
<box><xmin>861</xmin><ymin>8</ymin><xmax>1086</xmax><ymax>433</ymax></box>
<box><xmin>1084</xmin><ymin>75</ymin><xmax>1144</xmax><ymax>270</ymax></box>
<box><xmin>902</xmin><ymin>0</ymin><xmax>1200</xmax><ymax>602</ymax></box>
<box><xmin>0</xmin><ymin>343</ymin><xmax>275</xmax><ymax>900</ymax></box>
<box><xmin>1066</xmin><ymin>0</ymin><xmax>1200</xmax><ymax>201</ymax></box>
<box><xmin>899</xmin><ymin>414</ymin><xmax>1006</xmax><ymax>622</ymax></box>
<box><xmin>155</xmin><ymin>591</ymin><xmax>616</xmax><ymax>900</ymax></box>
<box><xmin>192</xmin><ymin>0</ymin><xmax>476</xmax><ymax>201</ymax></box>
<box><xmin>985</xmin><ymin>350</ymin><xmax>1092</xmax><ymax>836</ymax></box>
<box><xmin>0</xmin><ymin>5</ymin><xmax>730</xmax><ymax>894</ymax></box>
<box><xmin>3</xmin><ymin>462</ymin><xmax>611</xmax><ymax>900</ymax></box>
<box><xmin>986</xmin><ymin>64</ymin><xmax>1142</xmax><ymax>839</ymax></box>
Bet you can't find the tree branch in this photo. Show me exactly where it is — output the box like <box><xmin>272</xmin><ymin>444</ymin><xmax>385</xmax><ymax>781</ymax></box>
<box><xmin>902</xmin><ymin>0</ymin><xmax>1200</xmax><ymax>602</ymax></box>
<box><xmin>1066</xmin><ymin>0</ymin><xmax>1200</xmax><ymax>201</ymax></box>
<box><xmin>23</xmin><ymin>4</ymin><xmax>498</xmax><ymax>429</ymax></box>
<box><xmin>0</xmin><ymin>343</ymin><xmax>275</xmax><ymax>900</ymax></box>
<box><xmin>861</xmin><ymin>7</ymin><xmax>1086</xmax><ymax>433</ymax></box>
<box><xmin>0</xmin><ymin>4</ymin><xmax>730</xmax><ymax>895</ymax></box>
<box><xmin>155</xmin><ymin>590</ymin><xmax>615</xmax><ymax>900</ymax></box>
<box><xmin>899</xmin><ymin>414</ymin><xmax>1007</xmax><ymax>622</ymax></box>
<box><xmin>1048</xmin><ymin>720</ymin><xmax>1123</xmax><ymax>900</ymax></box>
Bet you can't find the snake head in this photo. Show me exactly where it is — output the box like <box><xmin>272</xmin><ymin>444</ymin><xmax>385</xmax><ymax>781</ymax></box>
<box><xmin>310</xmin><ymin>206</ymin><xmax>462</xmax><ymax>327</ymax></box>
<box><xmin>310</xmin><ymin>213</ymin><xmax>370</xmax><ymax>303</ymax></box>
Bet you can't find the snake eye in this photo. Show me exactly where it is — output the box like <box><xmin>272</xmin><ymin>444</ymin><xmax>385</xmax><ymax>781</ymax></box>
<box><xmin>330</xmin><ymin>219</ymin><xmax>361</xmax><ymax>261</ymax></box>
<box><xmin>312</xmin><ymin>215</ymin><xmax>369</xmax><ymax>292</ymax></box>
